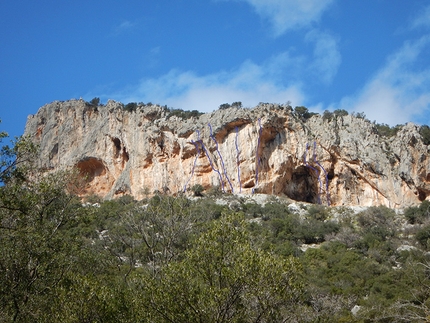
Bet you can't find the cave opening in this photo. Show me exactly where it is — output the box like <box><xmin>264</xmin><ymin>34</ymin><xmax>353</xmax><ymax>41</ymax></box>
<box><xmin>76</xmin><ymin>157</ymin><xmax>106</xmax><ymax>182</ymax></box>
<box><xmin>417</xmin><ymin>188</ymin><xmax>428</xmax><ymax>202</ymax></box>
<box><xmin>112</xmin><ymin>137</ymin><xmax>121</xmax><ymax>158</ymax></box>
<box><xmin>283</xmin><ymin>165</ymin><xmax>319</xmax><ymax>203</ymax></box>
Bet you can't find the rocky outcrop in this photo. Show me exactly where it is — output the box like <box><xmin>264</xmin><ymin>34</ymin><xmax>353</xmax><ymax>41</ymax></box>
<box><xmin>24</xmin><ymin>99</ymin><xmax>430</xmax><ymax>207</ymax></box>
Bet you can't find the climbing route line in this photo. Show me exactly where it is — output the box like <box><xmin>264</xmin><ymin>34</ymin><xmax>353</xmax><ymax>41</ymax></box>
<box><xmin>195</xmin><ymin>129</ymin><xmax>225</xmax><ymax>192</ymax></box>
<box><xmin>208</xmin><ymin>123</ymin><xmax>234</xmax><ymax>193</ymax></box>
<box><xmin>235</xmin><ymin>126</ymin><xmax>242</xmax><ymax>193</ymax></box>
<box><xmin>183</xmin><ymin>120</ymin><xmax>330</xmax><ymax>204</ymax></box>
<box><xmin>253</xmin><ymin>118</ymin><xmax>263</xmax><ymax>194</ymax></box>
<box><xmin>312</xmin><ymin>142</ymin><xmax>323</xmax><ymax>204</ymax></box>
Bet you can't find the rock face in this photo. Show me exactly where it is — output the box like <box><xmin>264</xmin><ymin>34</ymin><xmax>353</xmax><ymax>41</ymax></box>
<box><xmin>24</xmin><ymin>99</ymin><xmax>430</xmax><ymax>207</ymax></box>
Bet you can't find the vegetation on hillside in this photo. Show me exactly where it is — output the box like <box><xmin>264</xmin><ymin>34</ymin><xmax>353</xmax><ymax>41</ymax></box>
<box><xmin>3</xmin><ymin>117</ymin><xmax>430</xmax><ymax>322</ymax></box>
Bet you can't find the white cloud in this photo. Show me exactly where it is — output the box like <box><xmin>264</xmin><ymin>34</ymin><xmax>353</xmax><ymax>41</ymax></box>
<box><xmin>112</xmin><ymin>20</ymin><xmax>136</xmax><ymax>35</ymax></box>
<box><xmin>305</xmin><ymin>30</ymin><xmax>341</xmax><ymax>84</ymax></box>
<box><xmin>337</xmin><ymin>35</ymin><xmax>430</xmax><ymax>125</ymax></box>
<box><xmin>229</xmin><ymin>0</ymin><xmax>335</xmax><ymax>36</ymax></box>
<box><xmin>410</xmin><ymin>4</ymin><xmax>430</xmax><ymax>29</ymax></box>
<box><xmin>107</xmin><ymin>52</ymin><xmax>305</xmax><ymax>112</ymax></box>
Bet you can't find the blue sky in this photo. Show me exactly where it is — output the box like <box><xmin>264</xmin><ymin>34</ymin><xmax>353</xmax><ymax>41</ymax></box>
<box><xmin>1</xmin><ymin>0</ymin><xmax>430</xmax><ymax>138</ymax></box>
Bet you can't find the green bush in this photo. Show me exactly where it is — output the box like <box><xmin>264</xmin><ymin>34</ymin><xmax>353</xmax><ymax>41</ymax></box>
<box><xmin>333</xmin><ymin>109</ymin><xmax>348</xmax><ymax>117</ymax></box>
<box><xmin>191</xmin><ymin>184</ymin><xmax>204</xmax><ymax>196</ymax></box>
<box><xmin>261</xmin><ymin>201</ymin><xmax>291</xmax><ymax>220</ymax></box>
<box><xmin>375</xmin><ymin>123</ymin><xmax>403</xmax><ymax>137</ymax></box>
<box><xmin>89</xmin><ymin>97</ymin><xmax>100</xmax><ymax>106</ymax></box>
<box><xmin>167</xmin><ymin>108</ymin><xmax>203</xmax><ymax>119</ymax></box>
<box><xmin>419</xmin><ymin>125</ymin><xmax>430</xmax><ymax>145</ymax></box>
<box><xmin>404</xmin><ymin>200</ymin><xmax>430</xmax><ymax>224</ymax></box>
<box><xmin>231</xmin><ymin>101</ymin><xmax>242</xmax><ymax>108</ymax></box>
<box><xmin>242</xmin><ymin>202</ymin><xmax>264</xmax><ymax>218</ymax></box>
<box><xmin>356</xmin><ymin>206</ymin><xmax>396</xmax><ymax>234</ymax></box>
<box><xmin>322</xmin><ymin>110</ymin><xmax>334</xmax><ymax>121</ymax></box>
<box><xmin>306</xmin><ymin>204</ymin><xmax>330</xmax><ymax>221</ymax></box>
<box><xmin>294</xmin><ymin>106</ymin><xmax>318</xmax><ymax>122</ymax></box>
<box><xmin>353</xmin><ymin>111</ymin><xmax>366</xmax><ymax>119</ymax></box>
<box><xmin>138</xmin><ymin>213</ymin><xmax>305</xmax><ymax>323</ymax></box>
<box><xmin>124</xmin><ymin>102</ymin><xmax>138</xmax><ymax>112</ymax></box>
<box><xmin>415</xmin><ymin>225</ymin><xmax>430</xmax><ymax>249</ymax></box>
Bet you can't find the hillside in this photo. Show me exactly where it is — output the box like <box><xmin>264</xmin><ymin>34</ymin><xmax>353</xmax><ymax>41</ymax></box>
<box><xmin>2</xmin><ymin>101</ymin><xmax>430</xmax><ymax>321</ymax></box>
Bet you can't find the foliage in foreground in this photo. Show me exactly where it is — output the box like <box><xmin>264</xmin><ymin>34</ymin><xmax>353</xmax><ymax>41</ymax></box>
<box><xmin>1</xmin><ymin>134</ymin><xmax>430</xmax><ymax>322</ymax></box>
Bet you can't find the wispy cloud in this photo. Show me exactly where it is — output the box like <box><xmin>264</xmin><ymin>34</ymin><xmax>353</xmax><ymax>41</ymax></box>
<box><xmin>105</xmin><ymin>52</ymin><xmax>305</xmax><ymax>111</ymax></box>
<box><xmin>305</xmin><ymin>30</ymin><xmax>341</xmax><ymax>84</ymax></box>
<box><xmin>112</xmin><ymin>20</ymin><xmax>136</xmax><ymax>35</ymax></box>
<box><xmin>227</xmin><ymin>0</ymin><xmax>335</xmax><ymax>36</ymax></box>
<box><xmin>410</xmin><ymin>4</ymin><xmax>430</xmax><ymax>29</ymax></box>
<box><xmin>336</xmin><ymin>35</ymin><xmax>430</xmax><ymax>125</ymax></box>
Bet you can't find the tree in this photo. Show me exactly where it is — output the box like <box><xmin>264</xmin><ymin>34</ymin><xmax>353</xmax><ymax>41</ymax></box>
<box><xmin>139</xmin><ymin>212</ymin><xmax>305</xmax><ymax>323</ymax></box>
<box><xmin>219</xmin><ymin>103</ymin><xmax>231</xmax><ymax>110</ymax></box>
<box><xmin>0</xmin><ymin>132</ymin><xmax>37</xmax><ymax>185</ymax></box>
<box><xmin>322</xmin><ymin>110</ymin><xmax>334</xmax><ymax>121</ymax></box>
<box><xmin>231</xmin><ymin>101</ymin><xmax>242</xmax><ymax>108</ymax></box>
<box><xmin>191</xmin><ymin>184</ymin><xmax>204</xmax><ymax>196</ymax></box>
<box><xmin>294</xmin><ymin>106</ymin><xmax>317</xmax><ymax>122</ymax></box>
<box><xmin>333</xmin><ymin>109</ymin><xmax>349</xmax><ymax>117</ymax></box>
<box><xmin>0</xmin><ymin>135</ymin><xmax>89</xmax><ymax>322</ymax></box>
<box><xmin>419</xmin><ymin>125</ymin><xmax>430</xmax><ymax>145</ymax></box>
<box><xmin>375</xmin><ymin>123</ymin><xmax>403</xmax><ymax>138</ymax></box>
<box><xmin>124</xmin><ymin>102</ymin><xmax>138</xmax><ymax>112</ymax></box>
<box><xmin>98</xmin><ymin>196</ymin><xmax>198</xmax><ymax>279</ymax></box>
<box><xmin>353</xmin><ymin>111</ymin><xmax>366</xmax><ymax>119</ymax></box>
<box><xmin>89</xmin><ymin>97</ymin><xmax>100</xmax><ymax>106</ymax></box>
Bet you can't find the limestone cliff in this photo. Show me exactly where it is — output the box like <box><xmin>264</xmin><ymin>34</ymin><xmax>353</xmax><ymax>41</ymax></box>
<box><xmin>24</xmin><ymin>99</ymin><xmax>430</xmax><ymax>207</ymax></box>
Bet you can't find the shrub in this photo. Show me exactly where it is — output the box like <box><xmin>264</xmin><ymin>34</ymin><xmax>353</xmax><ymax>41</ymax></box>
<box><xmin>333</xmin><ymin>109</ymin><xmax>348</xmax><ymax>117</ymax></box>
<box><xmin>219</xmin><ymin>103</ymin><xmax>231</xmax><ymax>110</ymax></box>
<box><xmin>306</xmin><ymin>204</ymin><xmax>330</xmax><ymax>221</ymax></box>
<box><xmin>262</xmin><ymin>202</ymin><xmax>291</xmax><ymax>220</ymax></box>
<box><xmin>404</xmin><ymin>200</ymin><xmax>430</xmax><ymax>224</ymax></box>
<box><xmin>124</xmin><ymin>102</ymin><xmax>138</xmax><ymax>112</ymax></box>
<box><xmin>353</xmin><ymin>112</ymin><xmax>366</xmax><ymax>119</ymax></box>
<box><xmin>294</xmin><ymin>106</ymin><xmax>318</xmax><ymax>122</ymax></box>
<box><xmin>415</xmin><ymin>225</ymin><xmax>430</xmax><ymax>249</ymax></box>
<box><xmin>419</xmin><ymin>125</ymin><xmax>430</xmax><ymax>145</ymax></box>
<box><xmin>243</xmin><ymin>202</ymin><xmax>264</xmax><ymax>218</ymax></box>
<box><xmin>298</xmin><ymin>219</ymin><xmax>340</xmax><ymax>244</ymax></box>
<box><xmin>231</xmin><ymin>101</ymin><xmax>242</xmax><ymax>108</ymax></box>
<box><xmin>89</xmin><ymin>97</ymin><xmax>100</xmax><ymax>106</ymax></box>
<box><xmin>375</xmin><ymin>123</ymin><xmax>403</xmax><ymax>137</ymax></box>
<box><xmin>322</xmin><ymin>110</ymin><xmax>334</xmax><ymax>121</ymax></box>
<box><xmin>191</xmin><ymin>184</ymin><xmax>204</xmax><ymax>197</ymax></box>
<box><xmin>356</xmin><ymin>206</ymin><xmax>396</xmax><ymax>235</ymax></box>
<box><xmin>167</xmin><ymin>108</ymin><xmax>203</xmax><ymax>119</ymax></box>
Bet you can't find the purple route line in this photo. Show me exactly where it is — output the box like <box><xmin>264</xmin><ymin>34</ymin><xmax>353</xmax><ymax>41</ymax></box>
<box><xmin>183</xmin><ymin>139</ymin><xmax>201</xmax><ymax>193</ymax></box>
<box><xmin>253</xmin><ymin>118</ymin><xmax>263</xmax><ymax>194</ymax></box>
<box><xmin>195</xmin><ymin>129</ymin><xmax>225</xmax><ymax>192</ymax></box>
<box><xmin>312</xmin><ymin>142</ymin><xmax>323</xmax><ymax>204</ymax></box>
<box><xmin>304</xmin><ymin>143</ymin><xmax>321</xmax><ymax>204</ymax></box>
<box><xmin>208</xmin><ymin>123</ymin><xmax>234</xmax><ymax>193</ymax></box>
<box><xmin>313</xmin><ymin>141</ymin><xmax>331</xmax><ymax>206</ymax></box>
<box><xmin>235</xmin><ymin>126</ymin><xmax>242</xmax><ymax>193</ymax></box>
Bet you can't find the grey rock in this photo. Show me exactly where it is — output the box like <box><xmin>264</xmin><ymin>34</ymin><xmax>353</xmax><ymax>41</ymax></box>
<box><xmin>24</xmin><ymin>100</ymin><xmax>430</xmax><ymax>207</ymax></box>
